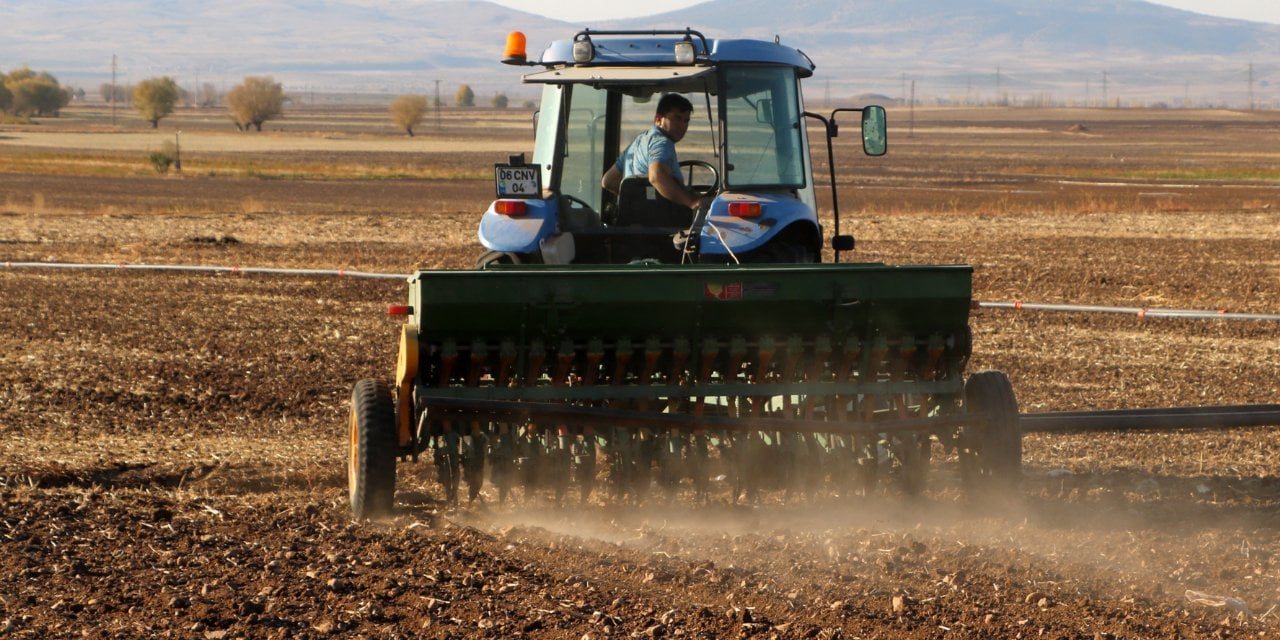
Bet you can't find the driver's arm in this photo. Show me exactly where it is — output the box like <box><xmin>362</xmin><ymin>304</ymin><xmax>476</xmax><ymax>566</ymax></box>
<box><xmin>601</xmin><ymin>165</ymin><xmax>623</xmax><ymax>195</ymax></box>
<box><xmin>647</xmin><ymin>161</ymin><xmax>709</xmax><ymax>210</ymax></box>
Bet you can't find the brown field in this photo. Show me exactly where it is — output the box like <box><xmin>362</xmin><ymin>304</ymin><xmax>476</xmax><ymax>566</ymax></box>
<box><xmin>2</xmin><ymin>105</ymin><xmax>1279</xmax><ymax>638</ymax></box>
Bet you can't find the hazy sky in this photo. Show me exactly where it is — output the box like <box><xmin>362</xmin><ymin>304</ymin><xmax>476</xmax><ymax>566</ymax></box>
<box><xmin>487</xmin><ymin>0</ymin><xmax>1280</xmax><ymax>24</ymax></box>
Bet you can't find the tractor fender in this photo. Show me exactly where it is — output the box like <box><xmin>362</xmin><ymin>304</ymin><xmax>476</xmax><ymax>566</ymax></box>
<box><xmin>478</xmin><ymin>198</ymin><xmax>558</xmax><ymax>254</ymax></box>
<box><xmin>698</xmin><ymin>194</ymin><xmax>819</xmax><ymax>257</ymax></box>
<box><xmin>394</xmin><ymin>323</ymin><xmax>419</xmax><ymax>450</ymax></box>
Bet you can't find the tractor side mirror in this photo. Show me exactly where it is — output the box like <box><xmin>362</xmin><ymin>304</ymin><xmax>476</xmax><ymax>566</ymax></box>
<box><xmin>861</xmin><ymin>105</ymin><xmax>887</xmax><ymax>156</ymax></box>
<box><xmin>755</xmin><ymin>98</ymin><xmax>773</xmax><ymax>124</ymax></box>
<box><xmin>831</xmin><ymin>235</ymin><xmax>855</xmax><ymax>252</ymax></box>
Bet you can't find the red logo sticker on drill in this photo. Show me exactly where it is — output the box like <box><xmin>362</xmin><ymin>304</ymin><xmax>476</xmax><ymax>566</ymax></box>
<box><xmin>705</xmin><ymin>282</ymin><xmax>743</xmax><ymax>301</ymax></box>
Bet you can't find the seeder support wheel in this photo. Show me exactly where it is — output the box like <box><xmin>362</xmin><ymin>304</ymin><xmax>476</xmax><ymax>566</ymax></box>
<box><xmin>961</xmin><ymin>370</ymin><xmax>1022</xmax><ymax>492</ymax></box>
<box><xmin>349</xmin><ymin>379</ymin><xmax>398</xmax><ymax>518</ymax></box>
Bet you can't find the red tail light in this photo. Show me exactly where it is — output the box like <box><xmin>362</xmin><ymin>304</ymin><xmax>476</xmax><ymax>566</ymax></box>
<box><xmin>388</xmin><ymin>304</ymin><xmax>412</xmax><ymax>316</ymax></box>
<box><xmin>494</xmin><ymin>200</ymin><xmax>528</xmax><ymax>216</ymax></box>
<box><xmin>727</xmin><ymin>202</ymin><xmax>762</xmax><ymax>217</ymax></box>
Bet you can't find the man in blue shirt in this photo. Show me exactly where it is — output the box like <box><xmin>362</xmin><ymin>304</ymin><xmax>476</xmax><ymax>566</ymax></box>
<box><xmin>601</xmin><ymin>93</ymin><xmax>712</xmax><ymax>211</ymax></box>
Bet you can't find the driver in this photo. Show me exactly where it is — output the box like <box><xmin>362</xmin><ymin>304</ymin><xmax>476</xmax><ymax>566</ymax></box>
<box><xmin>602</xmin><ymin>93</ymin><xmax>713</xmax><ymax>211</ymax></box>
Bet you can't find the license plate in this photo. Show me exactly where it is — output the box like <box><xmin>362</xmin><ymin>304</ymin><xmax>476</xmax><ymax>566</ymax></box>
<box><xmin>494</xmin><ymin>164</ymin><xmax>540</xmax><ymax>198</ymax></box>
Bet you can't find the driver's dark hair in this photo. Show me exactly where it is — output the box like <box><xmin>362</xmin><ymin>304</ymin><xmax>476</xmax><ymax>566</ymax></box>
<box><xmin>656</xmin><ymin>93</ymin><xmax>693</xmax><ymax>116</ymax></box>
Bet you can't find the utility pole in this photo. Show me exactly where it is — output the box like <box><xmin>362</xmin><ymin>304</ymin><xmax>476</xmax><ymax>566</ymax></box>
<box><xmin>1102</xmin><ymin>71</ymin><xmax>1109</xmax><ymax>108</ymax></box>
<box><xmin>111</xmin><ymin>54</ymin><xmax>117</xmax><ymax>126</ymax></box>
<box><xmin>995</xmin><ymin>66</ymin><xmax>1002</xmax><ymax>106</ymax></box>
<box><xmin>909</xmin><ymin>80</ymin><xmax>916</xmax><ymax>138</ymax></box>
<box><xmin>434</xmin><ymin>80</ymin><xmax>441</xmax><ymax>129</ymax></box>
<box><xmin>1247</xmin><ymin>61</ymin><xmax>1255</xmax><ymax>111</ymax></box>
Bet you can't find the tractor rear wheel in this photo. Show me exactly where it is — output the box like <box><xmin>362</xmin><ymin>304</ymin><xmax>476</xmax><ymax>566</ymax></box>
<box><xmin>477</xmin><ymin>250</ymin><xmax>538</xmax><ymax>269</ymax></box>
<box><xmin>349</xmin><ymin>379</ymin><xmax>398</xmax><ymax>518</ymax></box>
<box><xmin>961</xmin><ymin>370</ymin><xmax>1021</xmax><ymax>493</ymax></box>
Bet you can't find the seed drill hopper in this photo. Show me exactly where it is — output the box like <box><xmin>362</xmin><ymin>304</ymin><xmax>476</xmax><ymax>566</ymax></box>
<box><xmin>348</xmin><ymin>29</ymin><xmax>1021</xmax><ymax>517</ymax></box>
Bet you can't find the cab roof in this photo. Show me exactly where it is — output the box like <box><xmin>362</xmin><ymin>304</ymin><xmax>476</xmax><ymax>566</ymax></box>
<box><xmin>533</xmin><ymin>29</ymin><xmax>816</xmax><ymax>78</ymax></box>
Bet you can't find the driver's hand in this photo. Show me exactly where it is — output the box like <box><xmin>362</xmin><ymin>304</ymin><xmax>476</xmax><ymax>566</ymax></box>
<box><xmin>694</xmin><ymin>195</ymin><xmax>714</xmax><ymax>211</ymax></box>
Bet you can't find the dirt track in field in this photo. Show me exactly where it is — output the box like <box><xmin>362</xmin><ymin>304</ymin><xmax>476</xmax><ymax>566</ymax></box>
<box><xmin>1</xmin><ymin>108</ymin><xmax>1279</xmax><ymax>638</ymax></box>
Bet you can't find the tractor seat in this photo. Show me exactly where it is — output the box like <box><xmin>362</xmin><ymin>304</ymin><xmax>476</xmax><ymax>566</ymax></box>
<box><xmin>614</xmin><ymin>176</ymin><xmax>694</xmax><ymax>229</ymax></box>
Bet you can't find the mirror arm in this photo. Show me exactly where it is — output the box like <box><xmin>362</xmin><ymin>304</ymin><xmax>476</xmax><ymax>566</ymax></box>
<box><xmin>804</xmin><ymin>110</ymin><xmax>844</xmax><ymax>263</ymax></box>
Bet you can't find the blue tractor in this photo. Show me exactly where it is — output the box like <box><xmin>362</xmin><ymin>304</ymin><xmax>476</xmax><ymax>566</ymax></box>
<box><xmin>347</xmin><ymin>29</ymin><xmax>1026</xmax><ymax>517</ymax></box>
<box><xmin>478</xmin><ymin>28</ymin><xmax>887</xmax><ymax>267</ymax></box>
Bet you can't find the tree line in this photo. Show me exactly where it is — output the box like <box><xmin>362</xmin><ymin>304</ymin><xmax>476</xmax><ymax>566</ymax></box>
<box><xmin>0</xmin><ymin>67</ymin><xmax>73</xmax><ymax>118</ymax></box>
<box><xmin>6</xmin><ymin>69</ymin><xmax>518</xmax><ymax>135</ymax></box>
<box><xmin>96</xmin><ymin>75</ymin><xmax>287</xmax><ymax>130</ymax></box>
<box><xmin>388</xmin><ymin>84</ymin><xmax>513</xmax><ymax>136</ymax></box>
<box><xmin>117</xmin><ymin>77</ymin><xmax>514</xmax><ymax>134</ymax></box>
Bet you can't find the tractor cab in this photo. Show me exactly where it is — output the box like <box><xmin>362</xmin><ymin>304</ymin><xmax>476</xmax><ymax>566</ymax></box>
<box><xmin>479</xmin><ymin>29</ymin><xmax>886</xmax><ymax>267</ymax></box>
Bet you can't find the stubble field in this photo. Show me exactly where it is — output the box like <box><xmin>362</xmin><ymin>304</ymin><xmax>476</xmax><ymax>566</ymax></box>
<box><xmin>1</xmin><ymin>105</ymin><xmax>1279</xmax><ymax>638</ymax></box>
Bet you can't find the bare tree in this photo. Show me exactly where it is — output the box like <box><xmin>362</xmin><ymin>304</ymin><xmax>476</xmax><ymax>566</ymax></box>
<box><xmin>99</xmin><ymin>82</ymin><xmax>132</xmax><ymax>104</ymax></box>
<box><xmin>389</xmin><ymin>95</ymin><xmax>428</xmax><ymax>137</ymax></box>
<box><xmin>197</xmin><ymin>82</ymin><xmax>220</xmax><ymax>107</ymax></box>
<box><xmin>226</xmin><ymin>76</ymin><xmax>284</xmax><ymax>131</ymax></box>
<box><xmin>132</xmin><ymin>76</ymin><xmax>180</xmax><ymax>128</ymax></box>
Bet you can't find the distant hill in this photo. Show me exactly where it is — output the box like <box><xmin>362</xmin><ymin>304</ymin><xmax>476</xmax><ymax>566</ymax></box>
<box><xmin>4</xmin><ymin>0</ymin><xmax>1277</xmax><ymax>106</ymax></box>
<box><xmin>636</xmin><ymin>0</ymin><xmax>1280</xmax><ymax>105</ymax></box>
<box><xmin>4</xmin><ymin>0</ymin><xmax>568</xmax><ymax>99</ymax></box>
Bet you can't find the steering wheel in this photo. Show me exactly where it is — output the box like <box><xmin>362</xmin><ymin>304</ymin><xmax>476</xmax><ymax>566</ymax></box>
<box><xmin>679</xmin><ymin>160</ymin><xmax>720</xmax><ymax>197</ymax></box>
<box><xmin>561</xmin><ymin>194</ymin><xmax>593</xmax><ymax>211</ymax></box>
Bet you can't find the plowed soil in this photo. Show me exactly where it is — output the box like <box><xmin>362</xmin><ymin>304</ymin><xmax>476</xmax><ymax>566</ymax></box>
<box><xmin>2</xmin><ymin>107</ymin><xmax>1279</xmax><ymax>639</ymax></box>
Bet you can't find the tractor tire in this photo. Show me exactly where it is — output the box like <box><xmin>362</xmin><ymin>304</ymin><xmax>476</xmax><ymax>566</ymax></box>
<box><xmin>476</xmin><ymin>250</ymin><xmax>539</xmax><ymax>269</ymax></box>
<box><xmin>348</xmin><ymin>379</ymin><xmax>398</xmax><ymax>519</ymax></box>
<box><xmin>961</xmin><ymin>370</ymin><xmax>1022</xmax><ymax>493</ymax></box>
<box><xmin>742</xmin><ymin>240</ymin><xmax>816</xmax><ymax>265</ymax></box>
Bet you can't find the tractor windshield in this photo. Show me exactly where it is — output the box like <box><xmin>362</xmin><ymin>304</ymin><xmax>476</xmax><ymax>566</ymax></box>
<box><xmin>529</xmin><ymin>64</ymin><xmax>809</xmax><ymax>211</ymax></box>
<box><xmin>722</xmin><ymin>66</ymin><xmax>808</xmax><ymax>191</ymax></box>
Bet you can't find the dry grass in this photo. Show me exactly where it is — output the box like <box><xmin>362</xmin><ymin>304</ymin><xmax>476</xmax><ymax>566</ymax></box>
<box><xmin>0</xmin><ymin>129</ymin><xmax>524</xmax><ymax>154</ymax></box>
<box><xmin>0</xmin><ymin>105</ymin><xmax>532</xmax><ymax>180</ymax></box>
<box><xmin>0</xmin><ymin>149</ymin><xmax>498</xmax><ymax>183</ymax></box>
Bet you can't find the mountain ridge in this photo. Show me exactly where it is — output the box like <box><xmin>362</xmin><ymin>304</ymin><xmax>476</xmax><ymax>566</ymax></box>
<box><xmin>4</xmin><ymin>0</ymin><xmax>1276</xmax><ymax>106</ymax></box>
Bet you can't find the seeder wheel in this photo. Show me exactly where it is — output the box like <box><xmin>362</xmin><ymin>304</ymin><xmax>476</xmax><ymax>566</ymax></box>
<box><xmin>960</xmin><ymin>370</ymin><xmax>1022</xmax><ymax>492</ymax></box>
<box><xmin>348</xmin><ymin>379</ymin><xmax>397</xmax><ymax>518</ymax></box>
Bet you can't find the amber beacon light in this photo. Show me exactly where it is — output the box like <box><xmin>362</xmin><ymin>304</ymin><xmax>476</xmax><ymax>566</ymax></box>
<box><xmin>502</xmin><ymin>31</ymin><xmax>528</xmax><ymax>65</ymax></box>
